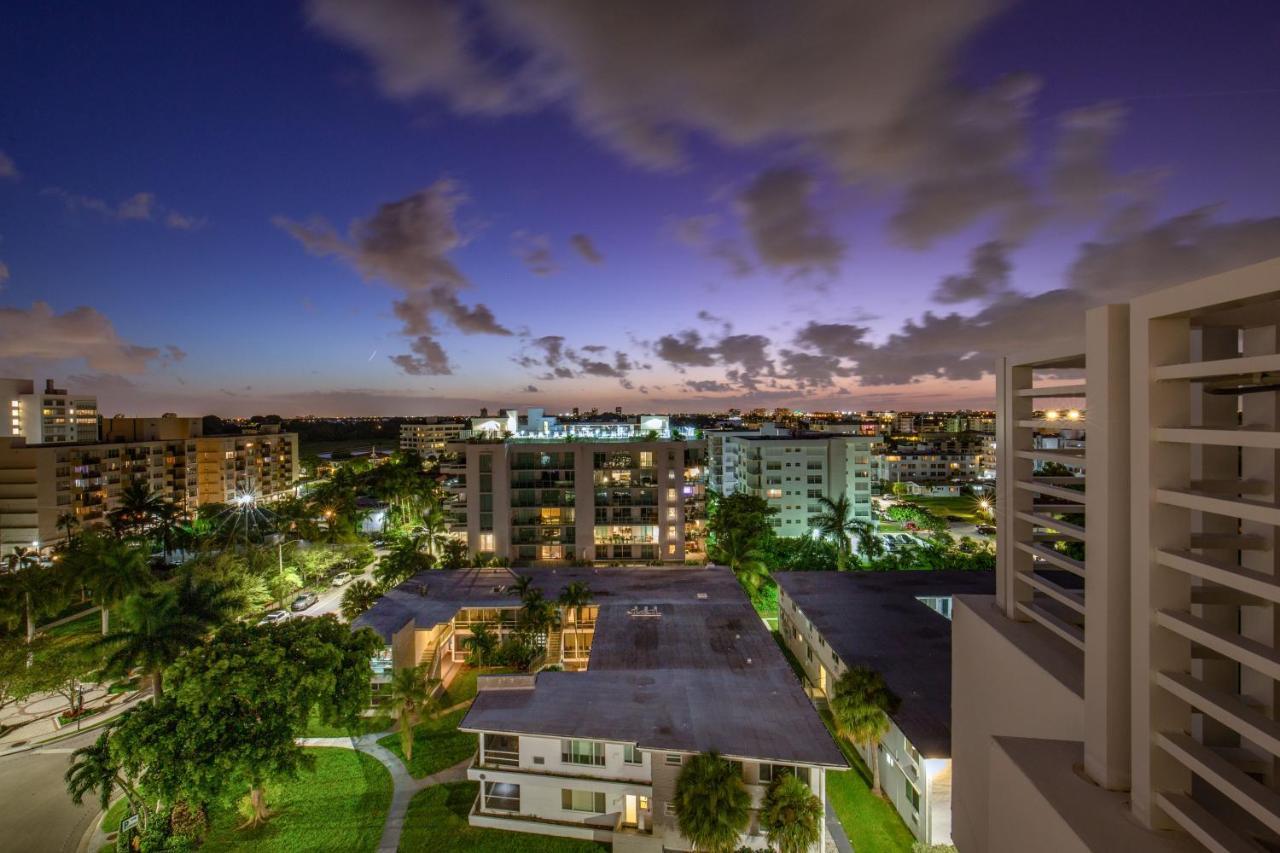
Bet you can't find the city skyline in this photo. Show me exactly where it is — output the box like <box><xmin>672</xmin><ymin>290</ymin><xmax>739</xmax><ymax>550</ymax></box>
<box><xmin>3</xmin><ymin>2</ymin><xmax>1280</xmax><ymax>417</ymax></box>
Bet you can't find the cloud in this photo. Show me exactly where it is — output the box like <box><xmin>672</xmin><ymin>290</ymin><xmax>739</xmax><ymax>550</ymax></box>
<box><xmin>43</xmin><ymin>188</ymin><xmax>204</xmax><ymax>229</ymax></box>
<box><xmin>0</xmin><ymin>150</ymin><xmax>18</xmax><ymax>180</ymax></box>
<box><xmin>1047</xmin><ymin>101</ymin><xmax>1152</xmax><ymax>221</ymax></box>
<box><xmin>654</xmin><ymin>327</ymin><xmax>776</xmax><ymax>391</ymax></box>
<box><xmin>523</xmin><ymin>384</ymin><xmax>539</xmax><ymax>393</ymax></box>
<box><xmin>569</xmin><ymin>233</ymin><xmax>603</xmax><ymax>264</ymax></box>
<box><xmin>306</xmin><ymin>0</ymin><xmax>1037</xmax><ymax>243</ymax></box>
<box><xmin>737</xmin><ymin>168</ymin><xmax>844</xmax><ymax>275</ymax></box>
<box><xmin>932</xmin><ymin>240</ymin><xmax>1013</xmax><ymax>303</ymax></box>
<box><xmin>516</xmin><ymin>334</ymin><xmax>639</xmax><ymax>388</ymax></box>
<box><xmin>164</xmin><ymin>210</ymin><xmax>207</xmax><ymax>231</ymax></box>
<box><xmin>0</xmin><ymin>302</ymin><xmax>171</xmax><ymax>374</ymax></box>
<box><xmin>668</xmin><ymin>214</ymin><xmax>752</xmax><ymax>276</ymax></box>
<box><xmin>0</xmin><ymin>260</ymin><xmax>8</xmax><ymax>289</ymax></box>
<box><xmin>275</xmin><ymin>179</ymin><xmax>514</xmax><ymax>375</ymax></box>
<box><xmin>513</xmin><ymin>231</ymin><xmax>558</xmax><ymax>276</ymax></box>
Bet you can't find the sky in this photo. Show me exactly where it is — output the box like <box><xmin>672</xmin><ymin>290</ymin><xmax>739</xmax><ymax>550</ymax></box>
<box><xmin>2</xmin><ymin>1</ymin><xmax>1279</xmax><ymax>417</ymax></box>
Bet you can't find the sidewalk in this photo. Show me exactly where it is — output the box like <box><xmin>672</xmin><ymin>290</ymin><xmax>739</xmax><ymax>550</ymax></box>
<box><xmin>0</xmin><ymin>689</ymin><xmax>151</xmax><ymax>756</ymax></box>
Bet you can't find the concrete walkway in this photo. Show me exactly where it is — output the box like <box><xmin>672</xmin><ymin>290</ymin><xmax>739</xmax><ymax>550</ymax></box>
<box><xmin>826</xmin><ymin>799</ymin><xmax>855</xmax><ymax>853</ymax></box>
<box><xmin>298</xmin><ymin>730</ymin><xmax>471</xmax><ymax>853</ymax></box>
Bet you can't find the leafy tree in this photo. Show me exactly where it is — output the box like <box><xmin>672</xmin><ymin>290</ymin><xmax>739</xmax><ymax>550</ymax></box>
<box><xmin>374</xmin><ymin>537</ymin><xmax>433</xmax><ymax>588</ymax></box>
<box><xmin>711</xmin><ymin>527</ymin><xmax>770</xmax><ymax>595</ymax></box>
<box><xmin>341</xmin><ymin>579</ymin><xmax>381</xmax><ymax>621</ymax></box>
<box><xmin>112</xmin><ymin>481</ymin><xmax>165</xmax><ymax>537</ymax></box>
<box><xmin>673</xmin><ymin>751</ymin><xmax>751</xmax><ymax>852</ymax></box>
<box><xmin>62</xmin><ymin>534</ymin><xmax>153</xmax><ymax>635</ymax></box>
<box><xmin>708</xmin><ymin>491</ymin><xmax>776</xmax><ymax>548</ymax></box>
<box><xmin>760</xmin><ymin>774</ymin><xmax>824</xmax><ymax>853</ymax></box>
<box><xmin>385</xmin><ymin>664</ymin><xmax>440</xmax><ymax>762</ymax></box>
<box><xmin>0</xmin><ymin>635</ymin><xmax>41</xmax><ymax>714</ymax></box>
<box><xmin>40</xmin><ymin>635</ymin><xmax>101</xmax><ymax>716</ymax></box>
<box><xmin>497</xmin><ymin>630</ymin><xmax>541</xmax><ymax>671</ymax></box>
<box><xmin>506</xmin><ymin>575</ymin><xmax>535</xmax><ymax>599</ymax></box>
<box><xmin>758</xmin><ymin>535</ymin><xmax>840</xmax><ymax>573</ymax></box>
<box><xmin>0</xmin><ymin>560</ymin><xmax>65</xmax><ymax>642</ymax></box>
<box><xmin>65</xmin><ymin>724</ymin><xmax>152</xmax><ymax>832</ymax></box>
<box><xmin>460</xmin><ymin>622</ymin><xmax>497</xmax><ymax>666</ymax></box>
<box><xmin>440</xmin><ymin>538</ymin><xmax>469</xmax><ymax>569</ymax></box>
<box><xmin>829</xmin><ymin>666</ymin><xmax>900</xmax><ymax>796</ymax></box>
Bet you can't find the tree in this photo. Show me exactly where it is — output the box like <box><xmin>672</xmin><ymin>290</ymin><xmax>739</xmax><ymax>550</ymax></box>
<box><xmin>65</xmin><ymin>724</ymin><xmax>152</xmax><ymax>832</ymax></box>
<box><xmin>341</xmin><ymin>579</ymin><xmax>381</xmax><ymax>621</ymax></box>
<box><xmin>460</xmin><ymin>622</ymin><xmax>497</xmax><ymax>666</ymax></box>
<box><xmin>413</xmin><ymin>501</ymin><xmax>450</xmax><ymax>558</ymax></box>
<box><xmin>0</xmin><ymin>560</ymin><xmax>65</xmax><ymax>643</ymax></box>
<box><xmin>113</xmin><ymin>481</ymin><xmax>165</xmax><ymax>537</ymax></box>
<box><xmin>440</xmin><ymin>538</ymin><xmax>469</xmax><ymax>570</ymax></box>
<box><xmin>557</xmin><ymin>581</ymin><xmax>592</xmax><ymax>626</ymax></box>
<box><xmin>63</xmin><ymin>535</ymin><xmax>153</xmax><ymax>635</ymax></box>
<box><xmin>506</xmin><ymin>575</ymin><xmax>535</xmax><ymax>599</ymax></box>
<box><xmin>811</xmin><ymin>494</ymin><xmax>861</xmax><ymax>570</ymax></box>
<box><xmin>41</xmin><ymin>635</ymin><xmax>101</xmax><ymax>716</ymax></box>
<box><xmin>710</xmin><ymin>527</ymin><xmax>770</xmax><ymax>595</ymax></box>
<box><xmin>385</xmin><ymin>664</ymin><xmax>439</xmax><ymax>762</ymax></box>
<box><xmin>829</xmin><ymin>666</ymin><xmax>900</xmax><ymax>796</ymax></box>
<box><xmin>708</xmin><ymin>491</ymin><xmax>776</xmax><ymax>547</ymax></box>
<box><xmin>760</xmin><ymin>774</ymin><xmax>824</xmax><ymax>853</ymax></box>
<box><xmin>673</xmin><ymin>751</ymin><xmax>751</xmax><ymax>852</ymax></box>
<box><xmin>0</xmin><ymin>635</ymin><xmax>41</xmax><ymax>714</ymax></box>
<box><xmin>374</xmin><ymin>537</ymin><xmax>433</xmax><ymax>588</ymax></box>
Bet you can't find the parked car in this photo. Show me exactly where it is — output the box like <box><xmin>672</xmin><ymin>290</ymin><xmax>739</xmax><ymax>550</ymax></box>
<box><xmin>290</xmin><ymin>592</ymin><xmax>319</xmax><ymax>612</ymax></box>
<box><xmin>331</xmin><ymin>571</ymin><xmax>353</xmax><ymax>587</ymax></box>
<box><xmin>257</xmin><ymin>610</ymin><xmax>290</xmax><ymax>626</ymax></box>
<box><xmin>976</xmin><ymin>524</ymin><xmax>997</xmax><ymax>535</ymax></box>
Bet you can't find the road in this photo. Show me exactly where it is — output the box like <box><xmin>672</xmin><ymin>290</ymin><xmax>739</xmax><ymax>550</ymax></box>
<box><xmin>298</xmin><ymin>549</ymin><xmax>383</xmax><ymax>620</ymax></box>
<box><xmin>0</xmin><ymin>728</ymin><xmax>101</xmax><ymax>853</ymax></box>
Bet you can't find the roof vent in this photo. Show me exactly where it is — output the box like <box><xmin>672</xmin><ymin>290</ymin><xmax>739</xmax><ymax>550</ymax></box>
<box><xmin>695</xmin><ymin>593</ymin><xmax>709</xmax><ymax>600</ymax></box>
<box><xmin>628</xmin><ymin>605</ymin><xmax>661</xmax><ymax>618</ymax></box>
<box><xmin>417</xmin><ymin>583</ymin><xmax>429</xmax><ymax>597</ymax></box>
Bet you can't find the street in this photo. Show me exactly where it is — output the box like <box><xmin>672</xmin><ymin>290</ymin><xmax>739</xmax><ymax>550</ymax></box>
<box><xmin>0</xmin><ymin>728</ymin><xmax>101</xmax><ymax>853</ymax></box>
<box><xmin>297</xmin><ymin>548</ymin><xmax>383</xmax><ymax>620</ymax></box>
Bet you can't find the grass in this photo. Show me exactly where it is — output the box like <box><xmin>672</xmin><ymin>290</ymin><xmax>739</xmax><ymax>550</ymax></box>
<box><xmin>201</xmin><ymin>747</ymin><xmax>392</xmax><ymax>853</ymax></box>
<box><xmin>42</xmin><ymin>609</ymin><xmax>101</xmax><ymax>638</ymax></box>
<box><xmin>302</xmin><ymin>708</ymin><xmax>392</xmax><ymax>738</ymax></box>
<box><xmin>441</xmin><ymin>666</ymin><xmax>519</xmax><ymax>706</ymax></box>
<box><xmin>901</xmin><ymin>496</ymin><xmax>985</xmax><ymax>525</ymax></box>
<box><xmin>399</xmin><ymin>782</ymin><xmax>609</xmax><ymax>853</ymax></box>
<box><xmin>378</xmin><ymin>707</ymin><xmax>477</xmax><ymax>778</ymax></box>
<box><xmin>96</xmin><ymin>797</ymin><xmax>133</xmax><ymax>852</ymax></box>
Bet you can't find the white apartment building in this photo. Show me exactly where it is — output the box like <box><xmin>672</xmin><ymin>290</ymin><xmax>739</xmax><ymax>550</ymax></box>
<box><xmin>954</xmin><ymin>257</ymin><xmax>1280</xmax><ymax>852</ymax></box>
<box><xmin>0</xmin><ymin>378</ymin><xmax>98</xmax><ymax>444</ymax></box>
<box><xmin>399</xmin><ymin>420</ymin><xmax>465</xmax><ymax>456</ymax></box>
<box><xmin>777</xmin><ymin>571</ymin><xmax>995</xmax><ymax>847</ymax></box>
<box><xmin>875</xmin><ymin>445</ymin><xmax>990</xmax><ymax>485</ymax></box>
<box><xmin>708</xmin><ymin>428</ymin><xmax>875</xmax><ymax>534</ymax></box>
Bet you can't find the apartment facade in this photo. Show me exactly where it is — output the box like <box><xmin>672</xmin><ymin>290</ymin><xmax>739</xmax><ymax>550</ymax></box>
<box><xmin>0</xmin><ymin>378</ymin><xmax>98</xmax><ymax>444</ymax></box>
<box><xmin>443</xmin><ymin>439</ymin><xmax>702</xmax><ymax>564</ymax></box>
<box><xmin>399</xmin><ymin>420</ymin><xmax>466</xmax><ymax>456</ymax></box>
<box><xmin>717</xmin><ymin>431</ymin><xmax>875</xmax><ymax>535</ymax></box>
<box><xmin>875</xmin><ymin>445</ymin><xmax>990</xmax><ymax>486</ymax></box>
<box><xmin>955</xmin><ymin>258</ymin><xmax>1280</xmax><ymax>852</ymax></box>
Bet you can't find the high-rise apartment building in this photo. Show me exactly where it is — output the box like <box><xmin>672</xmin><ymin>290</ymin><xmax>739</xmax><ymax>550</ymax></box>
<box><xmin>399</xmin><ymin>419</ymin><xmax>466</xmax><ymax>455</ymax></box>
<box><xmin>0</xmin><ymin>378</ymin><xmax>98</xmax><ymax>444</ymax></box>
<box><xmin>954</xmin><ymin>258</ymin><xmax>1280</xmax><ymax>852</ymax></box>
<box><xmin>708</xmin><ymin>428</ymin><xmax>875</xmax><ymax>535</ymax></box>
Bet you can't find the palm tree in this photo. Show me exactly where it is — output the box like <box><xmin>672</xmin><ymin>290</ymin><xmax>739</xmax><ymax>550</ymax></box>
<box><xmin>518</xmin><ymin>588</ymin><xmax>557</xmax><ymax>633</ymax></box>
<box><xmin>64</xmin><ymin>536</ymin><xmax>153</xmax><ymax>635</ymax></box>
<box><xmin>710</xmin><ymin>527</ymin><xmax>769</xmax><ymax>594</ymax></box>
<box><xmin>413</xmin><ymin>501</ymin><xmax>450</xmax><ymax>558</ymax></box>
<box><xmin>151</xmin><ymin>500</ymin><xmax>184</xmax><ymax>562</ymax></box>
<box><xmin>65</xmin><ymin>727</ymin><xmax>149</xmax><ymax>832</ymax></box>
<box><xmin>1</xmin><ymin>559</ymin><xmax>64</xmax><ymax>643</ymax></box>
<box><xmin>557</xmin><ymin>581</ymin><xmax>592</xmax><ymax>627</ymax></box>
<box><xmin>440</xmin><ymin>538</ymin><xmax>468</xmax><ymax>569</ymax></box>
<box><xmin>374</xmin><ymin>537</ymin><xmax>432</xmax><ymax>588</ymax></box>
<box><xmin>829</xmin><ymin>665</ymin><xmax>900</xmax><ymax>796</ymax></box>
<box><xmin>113</xmin><ymin>481</ymin><xmax>164</xmax><ymax>537</ymax></box>
<box><xmin>849</xmin><ymin>519</ymin><xmax>884</xmax><ymax>567</ymax></box>
<box><xmin>760</xmin><ymin>774</ymin><xmax>823</xmax><ymax>853</ymax></box>
<box><xmin>385</xmin><ymin>665</ymin><xmax>439</xmax><ymax>762</ymax></box>
<box><xmin>341</xmin><ymin>580</ymin><xmax>381</xmax><ymax>621</ymax></box>
<box><xmin>811</xmin><ymin>494</ymin><xmax>859</xmax><ymax>570</ymax></box>
<box><xmin>506</xmin><ymin>575</ymin><xmax>535</xmax><ymax>599</ymax></box>
<box><xmin>460</xmin><ymin>622</ymin><xmax>497</xmax><ymax>667</ymax></box>
<box><xmin>673</xmin><ymin>751</ymin><xmax>751</xmax><ymax>852</ymax></box>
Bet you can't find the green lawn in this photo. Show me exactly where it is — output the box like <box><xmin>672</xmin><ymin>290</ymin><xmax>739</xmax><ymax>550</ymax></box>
<box><xmin>378</xmin><ymin>707</ymin><xmax>477</xmax><ymax>778</ymax></box>
<box><xmin>42</xmin><ymin>609</ymin><xmax>101</xmax><ymax>638</ymax></box>
<box><xmin>399</xmin><ymin>782</ymin><xmax>609</xmax><ymax>853</ymax></box>
<box><xmin>820</xmin><ymin>709</ymin><xmax>916</xmax><ymax>853</ymax></box>
<box><xmin>303</xmin><ymin>708</ymin><xmax>392</xmax><ymax>738</ymax></box>
<box><xmin>96</xmin><ymin>797</ymin><xmax>133</xmax><ymax>852</ymax></box>
<box><xmin>441</xmin><ymin>666</ymin><xmax>521</xmax><ymax>706</ymax></box>
<box><xmin>202</xmin><ymin>747</ymin><xmax>392</xmax><ymax>853</ymax></box>
<box><xmin>901</xmin><ymin>496</ymin><xmax>984</xmax><ymax>524</ymax></box>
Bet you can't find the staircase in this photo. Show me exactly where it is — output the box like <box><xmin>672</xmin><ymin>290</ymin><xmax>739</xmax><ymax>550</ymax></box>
<box><xmin>545</xmin><ymin>630</ymin><xmax>562</xmax><ymax>666</ymax></box>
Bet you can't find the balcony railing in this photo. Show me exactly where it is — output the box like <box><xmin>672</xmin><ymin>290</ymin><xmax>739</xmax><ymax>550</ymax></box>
<box><xmin>481</xmin><ymin>749</ymin><xmax>520</xmax><ymax>768</ymax></box>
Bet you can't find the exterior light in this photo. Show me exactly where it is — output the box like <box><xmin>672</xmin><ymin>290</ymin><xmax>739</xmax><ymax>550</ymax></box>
<box><xmin>1044</xmin><ymin>410</ymin><xmax>1059</xmax><ymax>421</ymax></box>
<box><xmin>1067</xmin><ymin>409</ymin><xmax>1081</xmax><ymax>421</ymax></box>
<box><xmin>233</xmin><ymin>493</ymin><xmax>255</xmax><ymax>507</ymax></box>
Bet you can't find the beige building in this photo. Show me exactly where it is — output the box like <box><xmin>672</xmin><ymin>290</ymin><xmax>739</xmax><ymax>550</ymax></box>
<box><xmin>354</xmin><ymin>566</ymin><xmax>845</xmax><ymax>851</ymax></box>
<box><xmin>0</xmin><ymin>416</ymin><xmax>299</xmax><ymax>554</ymax></box>
<box><xmin>0</xmin><ymin>378</ymin><xmax>98</xmax><ymax>444</ymax></box>
<box><xmin>399</xmin><ymin>420</ymin><xmax>466</xmax><ymax>456</ymax></box>
<box><xmin>443</xmin><ymin>438</ymin><xmax>702</xmax><ymax>564</ymax></box>
<box><xmin>955</xmin><ymin>257</ymin><xmax>1280</xmax><ymax>852</ymax></box>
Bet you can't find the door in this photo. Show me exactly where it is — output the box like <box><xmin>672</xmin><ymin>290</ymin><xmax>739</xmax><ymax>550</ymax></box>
<box><xmin>623</xmin><ymin>794</ymin><xmax>638</xmax><ymax>827</ymax></box>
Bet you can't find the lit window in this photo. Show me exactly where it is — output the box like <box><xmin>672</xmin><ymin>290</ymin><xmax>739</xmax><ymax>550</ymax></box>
<box><xmin>561</xmin><ymin>789</ymin><xmax>607</xmax><ymax>813</ymax></box>
<box><xmin>478</xmin><ymin>533</ymin><xmax>495</xmax><ymax>553</ymax></box>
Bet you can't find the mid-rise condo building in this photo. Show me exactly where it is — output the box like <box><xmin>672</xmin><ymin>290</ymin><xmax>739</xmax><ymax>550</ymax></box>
<box><xmin>399</xmin><ymin>419</ymin><xmax>466</xmax><ymax>456</ymax></box>
<box><xmin>0</xmin><ymin>378</ymin><xmax>98</xmax><ymax>444</ymax></box>
<box><xmin>954</xmin><ymin>258</ymin><xmax>1280</xmax><ymax>852</ymax></box>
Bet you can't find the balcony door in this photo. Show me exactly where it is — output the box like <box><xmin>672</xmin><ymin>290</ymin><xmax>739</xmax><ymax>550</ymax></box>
<box><xmin>623</xmin><ymin>794</ymin><xmax>638</xmax><ymax>827</ymax></box>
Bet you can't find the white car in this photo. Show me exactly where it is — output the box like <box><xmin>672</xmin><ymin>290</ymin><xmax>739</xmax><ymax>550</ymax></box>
<box><xmin>257</xmin><ymin>610</ymin><xmax>290</xmax><ymax>626</ymax></box>
<box><xmin>331</xmin><ymin>571</ymin><xmax>353</xmax><ymax>587</ymax></box>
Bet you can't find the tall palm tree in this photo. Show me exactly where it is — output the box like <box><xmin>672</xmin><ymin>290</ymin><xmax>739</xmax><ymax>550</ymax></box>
<box><xmin>385</xmin><ymin>665</ymin><xmax>439</xmax><ymax>762</ymax></box>
<box><xmin>829</xmin><ymin>665</ymin><xmax>900</xmax><ymax>796</ymax></box>
<box><xmin>64</xmin><ymin>536</ymin><xmax>153</xmax><ymax>635</ymax></box>
<box><xmin>760</xmin><ymin>774</ymin><xmax>823</xmax><ymax>853</ymax></box>
<box><xmin>673</xmin><ymin>751</ymin><xmax>751</xmax><ymax>852</ymax></box>
<box><xmin>460</xmin><ymin>622</ymin><xmax>497</xmax><ymax>666</ymax></box>
<box><xmin>1</xmin><ymin>559</ymin><xmax>64</xmax><ymax>643</ymax></box>
<box><xmin>414</xmin><ymin>501</ymin><xmax>449</xmax><ymax>558</ymax></box>
<box><xmin>506</xmin><ymin>575</ymin><xmax>535</xmax><ymax>599</ymax></box>
<box><xmin>151</xmin><ymin>500</ymin><xmax>184</xmax><ymax>562</ymax></box>
<box><xmin>811</xmin><ymin>494</ymin><xmax>859</xmax><ymax>570</ymax></box>
<box><xmin>518</xmin><ymin>588</ymin><xmax>557</xmax><ymax>633</ymax></box>
<box><xmin>113</xmin><ymin>481</ymin><xmax>164</xmax><ymax>537</ymax></box>
<box><xmin>65</xmin><ymin>726</ymin><xmax>150</xmax><ymax>832</ymax></box>
<box><xmin>710</xmin><ymin>527</ymin><xmax>769</xmax><ymax>594</ymax></box>
<box><xmin>557</xmin><ymin>581</ymin><xmax>592</xmax><ymax>626</ymax></box>
<box><xmin>341</xmin><ymin>580</ymin><xmax>381</xmax><ymax>621</ymax></box>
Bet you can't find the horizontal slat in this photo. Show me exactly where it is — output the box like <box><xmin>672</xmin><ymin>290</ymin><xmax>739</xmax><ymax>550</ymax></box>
<box><xmin>1032</xmin><ymin>503</ymin><xmax>1087</xmax><ymax>514</ymax></box>
<box><xmin>1015</xmin><ymin>601</ymin><xmax>1084</xmax><ymax>651</ymax></box>
<box><xmin>1015</xmin><ymin>480</ymin><xmax>1087</xmax><ymax>503</ymax></box>
<box><xmin>1016</xmin><ymin>571</ymin><xmax>1085</xmax><ymax>615</ymax></box>
<box><xmin>1157</xmin><ymin>731</ymin><xmax>1280</xmax><ymax>836</ymax></box>
<box><xmin>1155</xmin><ymin>791</ymin><xmax>1268</xmax><ymax>853</ymax></box>
<box><xmin>1157</xmin><ymin>427</ymin><xmax>1280</xmax><ymax>450</ymax></box>
<box><xmin>1190</xmin><ymin>478</ymin><xmax>1273</xmax><ymax>496</ymax></box>
<box><xmin>1016</xmin><ymin>383</ymin><xmax>1088</xmax><ymax>398</ymax></box>
<box><xmin>1190</xmin><ymin>533</ymin><xmax>1271</xmax><ymax>551</ymax></box>
<box><xmin>1153</xmin><ymin>353</ymin><xmax>1280</xmax><ymax>382</ymax></box>
<box><xmin>1017</xmin><ymin>418</ymin><xmax>1085</xmax><ymax>429</ymax></box>
<box><xmin>1015</xmin><ymin>541</ymin><xmax>1086</xmax><ymax>577</ymax></box>
<box><xmin>1156</xmin><ymin>670</ymin><xmax>1280</xmax><ymax>758</ymax></box>
<box><xmin>1016</xmin><ymin>449</ymin><xmax>1086</xmax><ymax>468</ymax></box>
<box><xmin>1157</xmin><ymin>549</ymin><xmax>1280</xmax><ymax>606</ymax></box>
<box><xmin>1156</xmin><ymin>610</ymin><xmax>1280</xmax><ymax>681</ymax></box>
<box><xmin>1158</xmin><ymin>488</ymin><xmax>1280</xmax><ymax>527</ymax></box>
<box><xmin>1017</xmin><ymin>511</ymin><xmax>1086</xmax><ymax>540</ymax></box>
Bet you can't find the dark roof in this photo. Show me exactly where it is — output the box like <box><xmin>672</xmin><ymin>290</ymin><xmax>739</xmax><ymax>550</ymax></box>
<box><xmin>351</xmin><ymin>567</ymin><xmax>521</xmax><ymax>641</ymax></box>
<box><xmin>773</xmin><ymin>570</ymin><xmax>995</xmax><ymax>758</ymax></box>
<box><xmin>460</xmin><ymin>565</ymin><xmax>846</xmax><ymax>767</ymax></box>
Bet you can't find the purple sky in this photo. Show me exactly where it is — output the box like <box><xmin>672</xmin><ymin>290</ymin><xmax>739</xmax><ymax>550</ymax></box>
<box><xmin>2</xmin><ymin>1</ymin><xmax>1279</xmax><ymax>416</ymax></box>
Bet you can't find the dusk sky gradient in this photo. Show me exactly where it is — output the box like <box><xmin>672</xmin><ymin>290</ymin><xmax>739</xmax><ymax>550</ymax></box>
<box><xmin>2</xmin><ymin>1</ymin><xmax>1279</xmax><ymax>416</ymax></box>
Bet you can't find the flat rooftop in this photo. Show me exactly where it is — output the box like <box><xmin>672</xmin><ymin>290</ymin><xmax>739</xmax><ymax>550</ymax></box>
<box><xmin>774</xmin><ymin>570</ymin><xmax>995</xmax><ymax>758</ymax></box>
<box><xmin>365</xmin><ymin>564</ymin><xmax>845</xmax><ymax>767</ymax></box>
